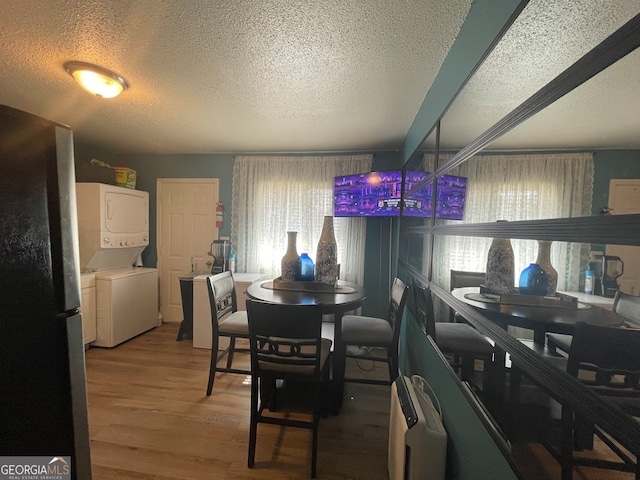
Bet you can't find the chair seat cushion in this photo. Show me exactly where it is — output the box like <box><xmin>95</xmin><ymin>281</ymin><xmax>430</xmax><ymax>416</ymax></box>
<box><xmin>546</xmin><ymin>332</ymin><xmax>572</xmax><ymax>353</ymax></box>
<box><xmin>219</xmin><ymin>311</ymin><xmax>249</xmax><ymax>335</ymax></box>
<box><xmin>342</xmin><ymin>315</ymin><xmax>393</xmax><ymax>345</ymax></box>
<box><xmin>260</xmin><ymin>338</ymin><xmax>332</xmax><ymax>375</ymax></box>
<box><xmin>435</xmin><ymin>323</ymin><xmax>493</xmax><ymax>354</ymax></box>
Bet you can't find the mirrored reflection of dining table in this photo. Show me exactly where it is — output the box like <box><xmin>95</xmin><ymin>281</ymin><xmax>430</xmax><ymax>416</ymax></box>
<box><xmin>451</xmin><ymin>286</ymin><xmax>629</xmax><ymax>411</ymax></box>
<box><xmin>451</xmin><ymin>287</ymin><xmax>625</xmax><ymax>345</ymax></box>
<box><xmin>246</xmin><ymin>279</ymin><xmax>367</xmax><ymax>413</ymax></box>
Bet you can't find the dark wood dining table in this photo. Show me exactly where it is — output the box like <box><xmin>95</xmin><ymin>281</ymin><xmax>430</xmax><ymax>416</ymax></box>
<box><xmin>451</xmin><ymin>287</ymin><xmax>625</xmax><ymax>345</ymax></box>
<box><xmin>452</xmin><ymin>286</ymin><xmax>629</xmax><ymax>413</ymax></box>
<box><xmin>246</xmin><ymin>279</ymin><xmax>367</xmax><ymax>412</ymax></box>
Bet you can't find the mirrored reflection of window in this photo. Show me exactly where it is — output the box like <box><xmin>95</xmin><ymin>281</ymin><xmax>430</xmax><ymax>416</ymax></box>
<box><xmin>432</xmin><ymin>235</ymin><xmax>590</xmax><ymax>294</ymax></box>
<box><xmin>403</xmin><ymin>232</ymin><xmax>432</xmax><ymax>278</ymax></box>
<box><xmin>422</xmin><ymin>152</ymin><xmax>594</xmax><ymax>223</ymax></box>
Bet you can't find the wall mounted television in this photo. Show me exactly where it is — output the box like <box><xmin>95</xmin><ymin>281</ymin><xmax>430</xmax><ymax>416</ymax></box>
<box><xmin>333</xmin><ymin>170</ymin><xmax>403</xmax><ymax>217</ymax></box>
<box><xmin>402</xmin><ymin>170</ymin><xmax>468</xmax><ymax>220</ymax></box>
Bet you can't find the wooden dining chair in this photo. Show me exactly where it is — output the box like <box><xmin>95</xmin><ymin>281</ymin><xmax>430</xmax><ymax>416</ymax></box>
<box><xmin>205</xmin><ymin>271</ymin><xmax>250</xmax><ymax>395</ymax></box>
<box><xmin>546</xmin><ymin>290</ymin><xmax>640</xmax><ymax>355</ymax></box>
<box><xmin>413</xmin><ymin>279</ymin><xmax>495</xmax><ymax>397</ymax></box>
<box><xmin>340</xmin><ymin>277</ymin><xmax>409</xmax><ymax>386</ymax></box>
<box><xmin>543</xmin><ymin>322</ymin><xmax>640</xmax><ymax>480</ymax></box>
<box><xmin>246</xmin><ymin>299</ymin><xmax>331</xmax><ymax>478</ymax></box>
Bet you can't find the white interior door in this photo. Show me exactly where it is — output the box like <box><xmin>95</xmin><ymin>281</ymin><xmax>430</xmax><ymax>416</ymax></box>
<box><xmin>606</xmin><ymin>179</ymin><xmax>640</xmax><ymax>295</ymax></box>
<box><xmin>158</xmin><ymin>179</ymin><xmax>218</xmax><ymax>323</ymax></box>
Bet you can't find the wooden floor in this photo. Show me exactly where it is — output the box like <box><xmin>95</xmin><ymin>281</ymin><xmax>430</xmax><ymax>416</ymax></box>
<box><xmin>85</xmin><ymin>324</ymin><xmax>636</xmax><ymax>479</ymax></box>
<box><xmin>85</xmin><ymin>324</ymin><xmax>390</xmax><ymax>479</ymax></box>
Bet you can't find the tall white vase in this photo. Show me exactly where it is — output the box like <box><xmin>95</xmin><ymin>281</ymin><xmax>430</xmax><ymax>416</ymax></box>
<box><xmin>536</xmin><ymin>240</ymin><xmax>558</xmax><ymax>295</ymax></box>
<box><xmin>315</xmin><ymin>216</ymin><xmax>338</xmax><ymax>285</ymax></box>
<box><xmin>485</xmin><ymin>237</ymin><xmax>515</xmax><ymax>294</ymax></box>
<box><xmin>281</xmin><ymin>231</ymin><xmax>301</xmax><ymax>280</ymax></box>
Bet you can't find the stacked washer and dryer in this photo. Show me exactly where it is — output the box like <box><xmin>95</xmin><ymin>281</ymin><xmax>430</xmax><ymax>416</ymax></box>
<box><xmin>76</xmin><ymin>183</ymin><xmax>159</xmax><ymax>347</ymax></box>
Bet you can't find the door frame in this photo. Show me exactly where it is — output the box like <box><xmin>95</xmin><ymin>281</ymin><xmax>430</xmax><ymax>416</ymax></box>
<box><xmin>606</xmin><ymin>178</ymin><xmax>640</xmax><ymax>295</ymax></box>
<box><xmin>157</xmin><ymin>178</ymin><xmax>219</xmax><ymax>322</ymax></box>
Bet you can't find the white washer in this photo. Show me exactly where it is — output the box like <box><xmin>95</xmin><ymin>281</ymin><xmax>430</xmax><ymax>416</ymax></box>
<box><xmin>93</xmin><ymin>267</ymin><xmax>159</xmax><ymax>347</ymax></box>
<box><xmin>80</xmin><ymin>273</ymin><xmax>97</xmax><ymax>344</ymax></box>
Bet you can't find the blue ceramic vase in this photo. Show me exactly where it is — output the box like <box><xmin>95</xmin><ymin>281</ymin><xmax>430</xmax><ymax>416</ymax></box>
<box><xmin>519</xmin><ymin>263</ymin><xmax>549</xmax><ymax>296</ymax></box>
<box><xmin>298</xmin><ymin>253</ymin><xmax>315</xmax><ymax>281</ymax></box>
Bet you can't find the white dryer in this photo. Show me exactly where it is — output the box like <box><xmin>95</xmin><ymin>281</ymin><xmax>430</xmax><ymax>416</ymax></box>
<box><xmin>94</xmin><ymin>267</ymin><xmax>158</xmax><ymax>347</ymax></box>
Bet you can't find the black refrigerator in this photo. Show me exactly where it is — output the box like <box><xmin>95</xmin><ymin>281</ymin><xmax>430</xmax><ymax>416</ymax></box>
<box><xmin>0</xmin><ymin>105</ymin><xmax>92</xmax><ymax>479</ymax></box>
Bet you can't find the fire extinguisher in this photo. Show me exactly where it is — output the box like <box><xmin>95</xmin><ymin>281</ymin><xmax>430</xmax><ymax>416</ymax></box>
<box><xmin>216</xmin><ymin>202</ymin><xmax>224</xmax><ymax>228</ymax></box>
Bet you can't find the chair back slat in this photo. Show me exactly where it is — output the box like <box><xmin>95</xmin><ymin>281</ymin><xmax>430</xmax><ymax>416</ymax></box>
<box><xmin>388</xmin><ymin>277</ymin><xmax>409</xmax><ymax>329</ymax></box>
<box><xmin>450</xmin><ymin>270</ymin><xmax>486</xmax><ymax>290</ymax></box>
<box><xmin>568</xmin><ymin>322</ymin><xmax>640</xmax><ymax>398</ymax></box>
<box><xmin>412</xmin><ymin>278</ymin><xmax>436</xmax><ymax>339</ymax></box>
<box><xmin>247</xmin><ymin>300</ymin><xmax>325</xmax><ymax>377</ymax></box>
<box><xmin>207</xmin><ymin>272</ymin><xmax>238</xmax><ymax>323</ymax></box>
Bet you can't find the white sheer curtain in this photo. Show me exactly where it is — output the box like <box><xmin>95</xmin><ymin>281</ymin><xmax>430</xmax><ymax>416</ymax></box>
<box><xmin>231</xmin><ymin>155</ymin><xmax>373</xmax><ymax>284</ymax></box>
<box><xmin>429</xmin><ymin>152</ymin><xmax>594</xmax><ymax>292</ymax></box>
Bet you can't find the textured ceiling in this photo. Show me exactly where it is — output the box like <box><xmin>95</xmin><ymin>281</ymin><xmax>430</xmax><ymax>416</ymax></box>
<box><xmin>0</xmin><ymin>0</ymin><xmax>470</xmax><ymax>154</ymax></box>
<box><xmin>0</xmin><ymin>1</ymin><xmax>638</xmax><ymax>155</ymax></box>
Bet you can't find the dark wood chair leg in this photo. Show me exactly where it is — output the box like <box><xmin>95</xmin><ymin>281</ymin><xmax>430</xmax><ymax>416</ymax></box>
<box><xmin>248</xmin><ymin>380</ymin><xmax>258</xmax><ymax>468</ymax></box>
<box><xmin>333</xmin><ymin>343</ymin><xmax>347</xmax><ymax>413</ymax></box>
<box><xmin>560</xmin><ymin>405</ymin><xmax>574</xmax><ymax>480</ymax></box>
<box><xmin>311</xmin><ymin>416</ymin><xmax>319</xmax><ymax>478</ymax></box>
<box><xmin>226</xmin><ymin>336</ymin><xmax>236</xmax><ymax>369</ymax></box>
<box><xmin>206</xmin><ymin>332</ymin><xmax>220</xmax><ymax>395</ymax></box>
<box><xmin>387</xmin><ymin>348</ymin><xmax>398</xmax><ymax>382</ymax></box>
<box><xmin>460</xmin><ymin>355</ymin><xmax>475</xmax><ymax>383</ymax></box>
<box><xmin>574</xmin><ymin>414</ymin><xmax>595</xmax><ymax>451</ymax></box>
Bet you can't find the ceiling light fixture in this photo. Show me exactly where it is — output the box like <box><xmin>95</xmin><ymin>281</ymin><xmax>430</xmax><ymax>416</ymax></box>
<box><xmin>63</xmin><ymin>61</ymin><xmax>129</xmax><ymax>98</ymax></box>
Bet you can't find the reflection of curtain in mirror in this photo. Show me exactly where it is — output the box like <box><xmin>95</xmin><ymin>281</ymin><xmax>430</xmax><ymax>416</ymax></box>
<box><xmin>426</xmin><ymin>152</ymin><xmax>593</xmax><ymax>335</ymax></box>
<box><xmin>231</xmin><ymin>155</ymin><xmax>372</xmax><ymax>284</ymax></box>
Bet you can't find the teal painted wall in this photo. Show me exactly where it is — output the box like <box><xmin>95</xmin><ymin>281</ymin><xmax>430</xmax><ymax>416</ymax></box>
<box><xmin>116</xmin><ymin>154</ymin><xmax>234</xmax><ymax>268</ymax></box>
<box><xmin>593</xmin><ymin>149</ymin><xmax>640</xmax><ymax>214</ymax></box>
<box><xmin>74</xmin><ymin>142</ymin><xmax>119</xmax><ymax>166</ymax></box>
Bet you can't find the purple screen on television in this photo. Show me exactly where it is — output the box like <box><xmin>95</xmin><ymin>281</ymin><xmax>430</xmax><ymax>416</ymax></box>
<box><xmin>333</xmin><ymin>170</ymin><xmax>402</xmax><ymax>217</ymax></box>
<box><xmin>403</xmin><ymin>170</ymin><xmax>467</xmax><ymax>220</ymax></box>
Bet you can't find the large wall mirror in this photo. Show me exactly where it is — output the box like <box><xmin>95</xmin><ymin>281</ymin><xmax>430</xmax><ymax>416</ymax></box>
<box><xmin>405</xmin><ymin>1</ymin><xmax>640</xmax><ymax>295</ymax></box>
<box><xmin>397</xmin><ymin>4</ymin><xmax>640</xmax><ymax>474</ymax></box>
<box><xmin>437</xmin><ymin>1</ymin><xmax>640</xmax><ymax>152</ymax></box>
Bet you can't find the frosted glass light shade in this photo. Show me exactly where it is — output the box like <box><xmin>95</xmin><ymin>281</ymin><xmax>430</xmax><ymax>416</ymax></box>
<box><xmin>64</xmin><ymin>61</ymin><xmax>129</xmax><ymax>98</ymax></box>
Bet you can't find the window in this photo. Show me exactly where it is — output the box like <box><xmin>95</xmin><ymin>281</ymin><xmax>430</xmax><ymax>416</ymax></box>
<box><xmin>429</xmin><ymin>152</ymin><xmax>594</xmax><ymax>292</ymax></box>
<box><xmin>231</xmin><ymin>155</ymin><xmax>373</xmax><ymax>283</ymax></box>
